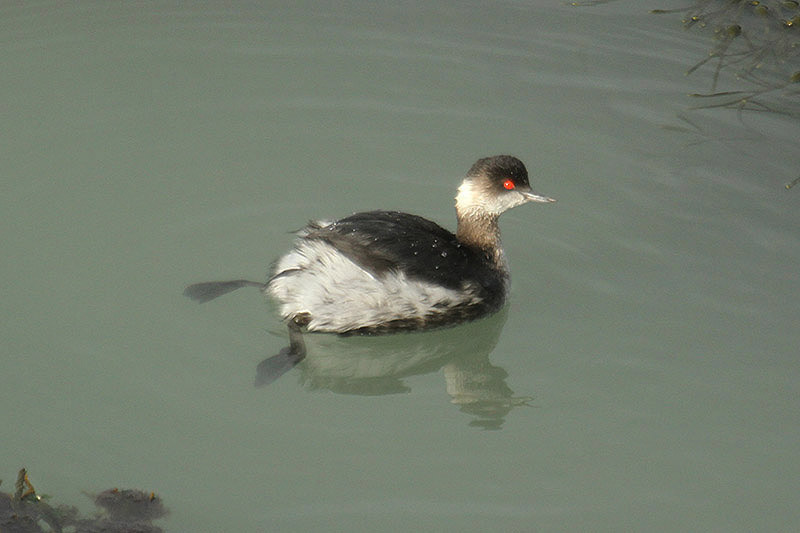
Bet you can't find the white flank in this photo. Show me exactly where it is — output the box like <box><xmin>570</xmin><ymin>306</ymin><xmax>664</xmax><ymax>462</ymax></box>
<box><xmin>266</xmin><ymin>239</ymin><xmax>481</xmax><ymax>332</ymax></box>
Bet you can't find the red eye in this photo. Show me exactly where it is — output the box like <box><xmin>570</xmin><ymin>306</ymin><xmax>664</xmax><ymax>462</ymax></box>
<box><xmin>502</xmin><ymin>179</ymin><xmax>515</xmax><ymax>190</ymax></box>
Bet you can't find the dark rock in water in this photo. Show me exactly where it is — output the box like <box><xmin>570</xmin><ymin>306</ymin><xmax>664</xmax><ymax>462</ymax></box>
<box><xmin>0</xmin><ymin>469</ymin><xmax>168</xmax><ymax>533</ymax></box>
<box><xmin>93</xmin><ymin>488</ymin><xmax>168</xmax><ymax>522</ymax></box>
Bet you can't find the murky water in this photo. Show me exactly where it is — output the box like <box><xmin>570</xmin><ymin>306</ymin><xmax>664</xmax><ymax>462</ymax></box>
<box><xmin>2</xmin><ymin>1</ymin><xmax>798</xmax><ymax>531</ymax></box>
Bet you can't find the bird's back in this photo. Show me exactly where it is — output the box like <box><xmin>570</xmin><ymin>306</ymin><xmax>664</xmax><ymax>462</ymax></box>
<box><xmin>267</xmin><ymin>210</ymin><xmax>508</xmax><ymax>333</ymax></box>
<box><xmin>306</xmin><ymin>211</ymin><xmax>503</xmax><ymax>292</ymax></box>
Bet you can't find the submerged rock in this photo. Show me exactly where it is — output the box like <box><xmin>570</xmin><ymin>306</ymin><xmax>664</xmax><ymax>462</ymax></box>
<box><xmin>0</xmin><ymin>469</ymin><xmax>168</xmax><ymax>533</ymax></box>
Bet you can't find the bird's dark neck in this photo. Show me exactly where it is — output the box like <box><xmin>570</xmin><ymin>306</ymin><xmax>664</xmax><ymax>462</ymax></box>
<box><xmin>456</xmin><ymin>212</ymin><xmax>507</xmax><ymax>271</ymax></box>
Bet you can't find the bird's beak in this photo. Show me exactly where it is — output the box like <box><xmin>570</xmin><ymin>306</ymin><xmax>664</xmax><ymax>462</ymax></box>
<box><xmin>522</xmin><ymin>190</ymin><xmax>556</xmax><ymax>203</ymax></box>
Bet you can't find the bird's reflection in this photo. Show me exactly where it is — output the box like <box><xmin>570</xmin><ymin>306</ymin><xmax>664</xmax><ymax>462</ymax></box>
<box><xmin>256</xmin><ymin>306</ymin><xmax>531</xmax><ymax>429</ymax></box>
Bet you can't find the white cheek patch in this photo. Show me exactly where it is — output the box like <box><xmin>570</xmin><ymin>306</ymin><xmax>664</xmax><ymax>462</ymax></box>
<box><xmin>267</xmin><ymin>240</ymin><xmax>481</xmax><ymax>333</ymax></box>
<box><xmin>455</xmin><ymin>179</ymin><xmax>528</xmax><ymax>217</ymax></box>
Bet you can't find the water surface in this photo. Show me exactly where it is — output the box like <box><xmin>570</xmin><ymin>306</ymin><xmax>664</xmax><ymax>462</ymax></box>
<box><xmin>2</xmin><ymin>1</ymin><xmax>798</xmax><ymax>531</ymax></box>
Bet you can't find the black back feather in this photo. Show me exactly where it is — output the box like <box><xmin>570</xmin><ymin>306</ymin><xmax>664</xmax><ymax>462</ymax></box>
<box><xmin>303</xmin><ymin>210</ymin><xmax>506</xmax><ymax>308</ymax></box>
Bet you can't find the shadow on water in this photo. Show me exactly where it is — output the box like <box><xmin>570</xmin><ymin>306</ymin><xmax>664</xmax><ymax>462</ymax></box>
<box><xmin>256</xmin><ymin>306</ymin><xmax>532</xmax><ymax>430</ymax></box>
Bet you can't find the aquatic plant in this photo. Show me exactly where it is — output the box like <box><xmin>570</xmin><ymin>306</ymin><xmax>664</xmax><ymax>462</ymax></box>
<box><xmin>573</xmin><ymin>1</ymin><xmax>800</xmax><ymax>188</ymax></box>
<box><xmin>655</xmin><ymin>0</ymin><xmax>800</xmax><ymax>117</ymax></box>
<box><xmin>1</xmin><ymin>468</ymin><xmax>167</xmax><ymax>533</ymax></box>
<box><xmin>572</xmin><ymin>1</ymin><xmax>800</xmax><ymax>117</ymax></box>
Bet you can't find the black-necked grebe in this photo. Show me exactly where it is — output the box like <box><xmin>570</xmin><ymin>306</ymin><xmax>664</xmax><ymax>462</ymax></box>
<box><xmin>185</xmin><ymin>155</ymin><xmax>554</xmax><ymax>336</ymax></box>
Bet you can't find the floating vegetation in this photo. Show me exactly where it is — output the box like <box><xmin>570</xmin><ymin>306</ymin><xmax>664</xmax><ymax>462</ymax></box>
<box><xmin>653</xmin><ymin>0</ymin><xmax>800</xmax><ymax>117</ymax></box>
<box><xmin>572</xmin><ymin>1</ymin><xmax>800</xmax><ymax>189</ymax></box>
<box><xmin>1</xmin><ymin>468</ymin><xmax>168</xmax><ymax>533</ymax></box>
<box><xmin>571</xmin><ymin>1</ymin><xmax>800</xmax><ymax>117</ymax></box>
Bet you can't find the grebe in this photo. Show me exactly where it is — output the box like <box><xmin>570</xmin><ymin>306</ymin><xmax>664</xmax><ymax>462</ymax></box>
<box><xmin>184</xmin><ymin>155</ymin><xmax>554</xmax><ymax>335</ymax></box>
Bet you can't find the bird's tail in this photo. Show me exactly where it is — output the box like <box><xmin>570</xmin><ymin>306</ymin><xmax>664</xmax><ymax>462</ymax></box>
<box><xmin>183</xmin><ymin>279</ymin><xmax>265</xmax><ymax>303</ymax></box>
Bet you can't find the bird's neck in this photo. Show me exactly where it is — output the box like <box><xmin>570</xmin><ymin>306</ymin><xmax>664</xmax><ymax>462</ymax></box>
<box><xmin>456</xmin><ymin>211</ymin><xmax>507</xmax><ymax>271</ymax></box>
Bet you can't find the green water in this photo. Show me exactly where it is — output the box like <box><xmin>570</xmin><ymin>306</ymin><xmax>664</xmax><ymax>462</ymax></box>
<box><xmin>2</xmin><ymin>1</ymin><xmax>798</xmax><ymax>531</ymax></box>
